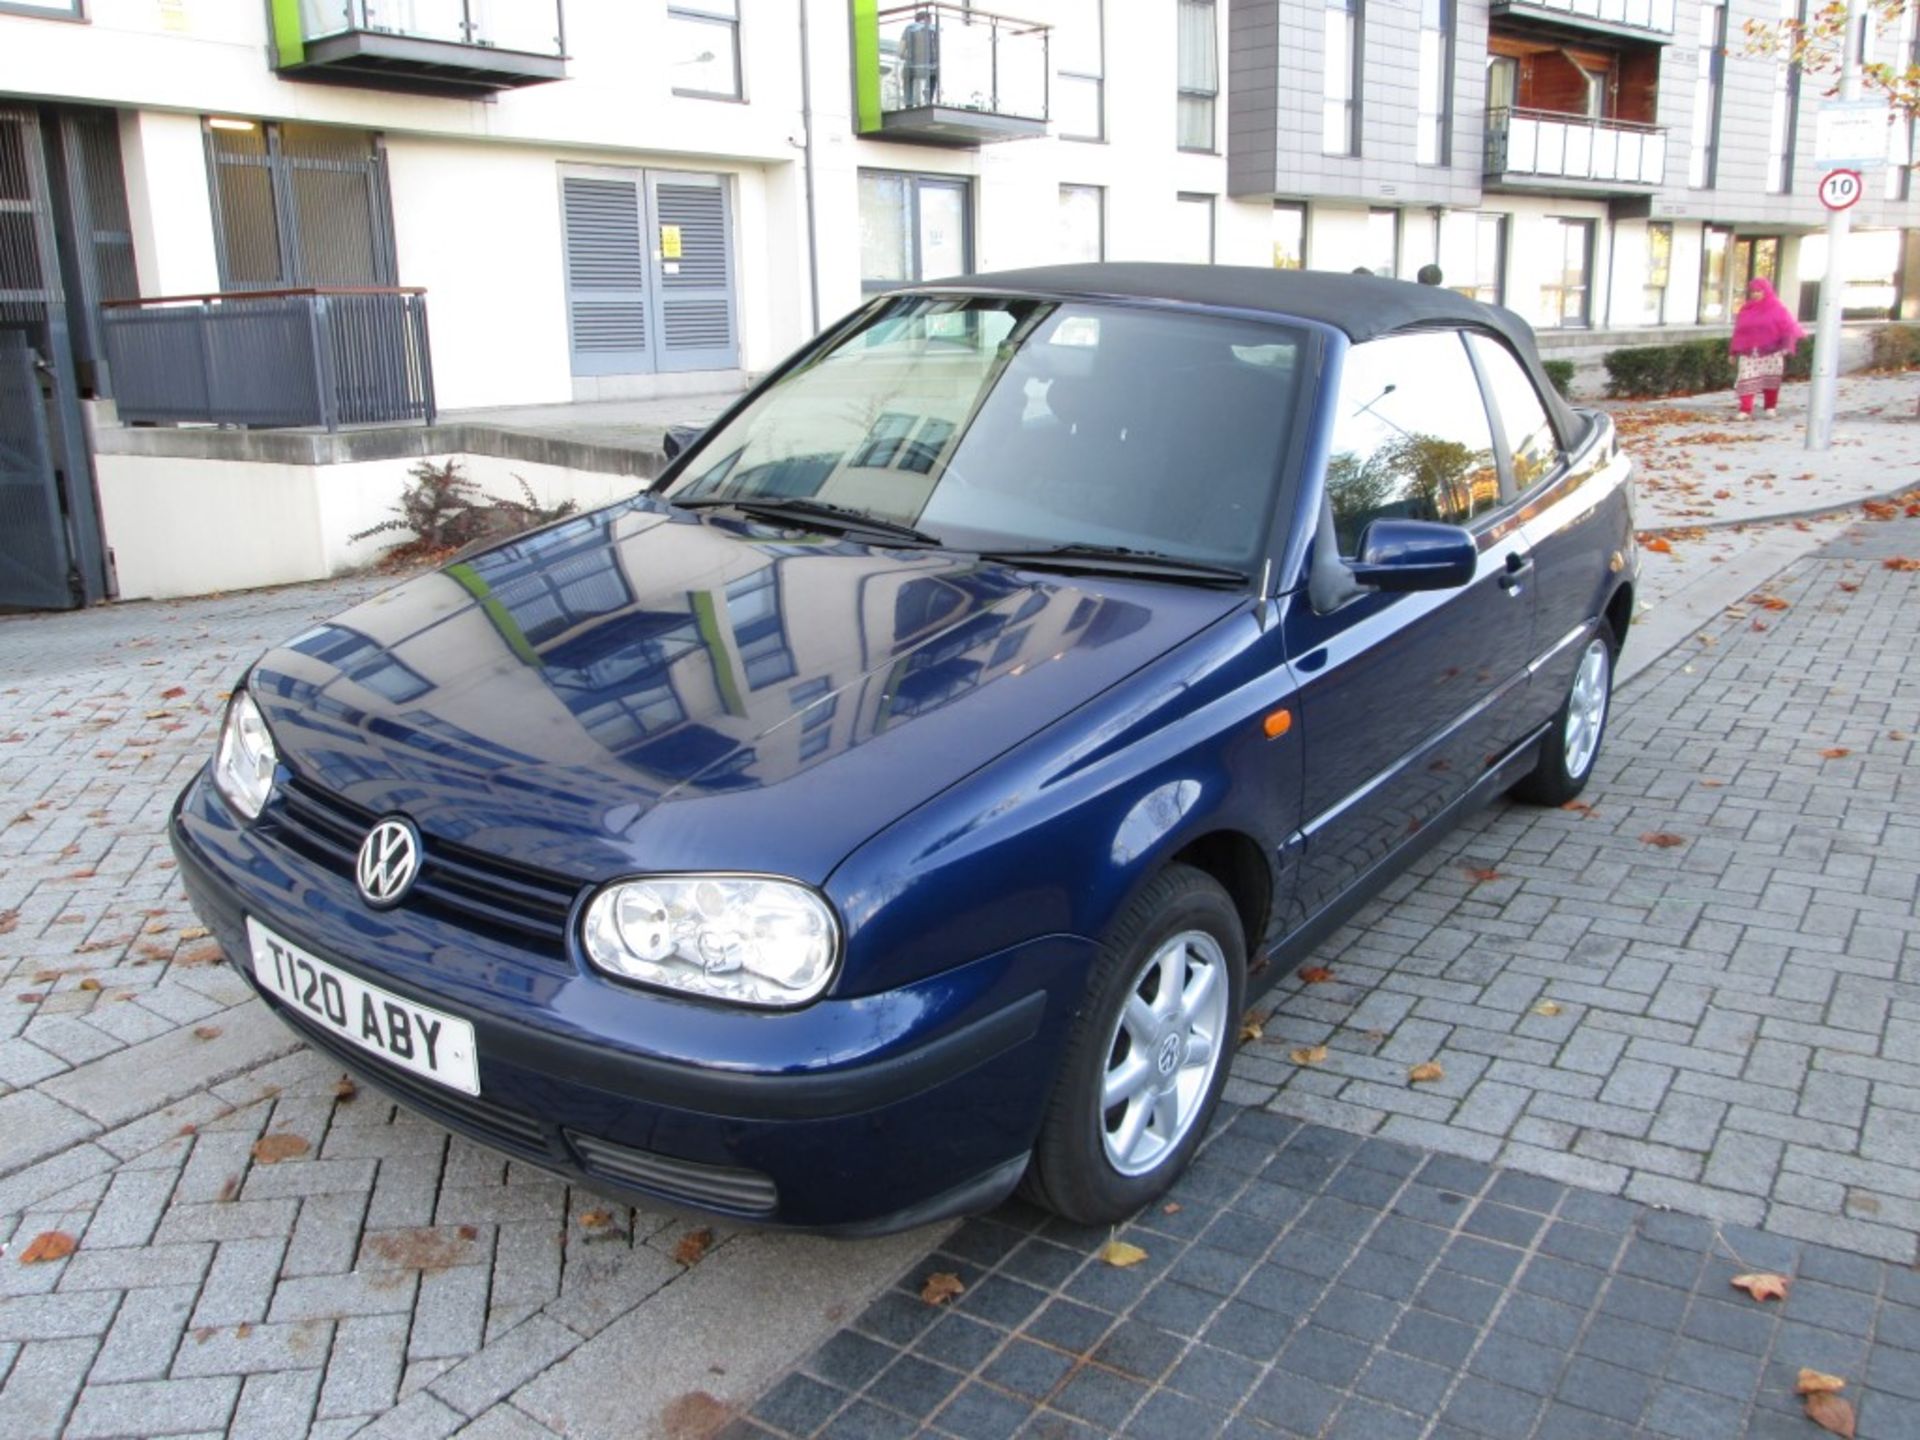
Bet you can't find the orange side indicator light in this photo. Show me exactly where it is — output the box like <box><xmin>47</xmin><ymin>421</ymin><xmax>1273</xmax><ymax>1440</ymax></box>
<box><xmin>1263</xmin><ymin>708</ymin><xmax>1293</xmax><ymax>739</ymax></box>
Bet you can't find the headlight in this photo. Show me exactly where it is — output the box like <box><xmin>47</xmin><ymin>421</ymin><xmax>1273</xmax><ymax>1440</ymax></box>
<box><xmin>213</xmin><ymin>690</ymin><xmax>278</xmax><ymax>821</ymax></box>
<box><xmin>581</xmin><ymin>875</ymin><xmax>839</xmax><ymax>1008</ymax></box>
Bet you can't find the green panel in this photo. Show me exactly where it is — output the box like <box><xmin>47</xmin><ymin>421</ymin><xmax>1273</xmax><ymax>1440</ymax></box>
<box><xmin>268</xmin><ymin>0</ymin><xmax>307</xmax><ymax>68</ymax></box>
<box><xmin>852</xmin><ymin>0</ymin><xmax>882</xmax><ymax>134</ymax></box>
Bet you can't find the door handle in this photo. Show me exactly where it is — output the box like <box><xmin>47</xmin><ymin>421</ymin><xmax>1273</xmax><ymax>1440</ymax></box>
<box><xmin>1498</xmin><ymin>553</ymin><xmax>1533</xmax><ymax>593</ymax></box>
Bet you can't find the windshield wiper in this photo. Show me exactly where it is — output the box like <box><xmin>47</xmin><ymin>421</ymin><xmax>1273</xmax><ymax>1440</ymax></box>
<box><xmin>673</xmin><ymin>494</ymin><xmax>941</xmax><ymax>546</ymax></box>
<box><xmin>973</xmin><ymin>543</ymin><xmax>1249</xmax><ymax>587</ymax></box>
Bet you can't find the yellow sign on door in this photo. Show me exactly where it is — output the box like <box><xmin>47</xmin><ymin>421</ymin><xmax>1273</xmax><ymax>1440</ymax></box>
<box><xmin>660</xmin><ymin>225</ymin><xmax>683</xmax><ymax>261</ymax></box>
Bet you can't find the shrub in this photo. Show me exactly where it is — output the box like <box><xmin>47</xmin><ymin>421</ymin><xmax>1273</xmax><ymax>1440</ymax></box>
<box><xmin>1870</xmin><ymin>323</ymin><xmax>1920</xmax><ymax>371</ymax></box>
<box><xmin>1602</xmin><ymin>339</ymin><xmax>1739</xmax><ymax>398</ymax></box>
<box><xmin>1542</xmin><ymin>359</ymin><xmax>1575</xmax><ymax>399</ymax></box>
<box><xmin>350</xmin><ymin>459</ymin><xmax>577</xmax><ymax>559</ymax></box>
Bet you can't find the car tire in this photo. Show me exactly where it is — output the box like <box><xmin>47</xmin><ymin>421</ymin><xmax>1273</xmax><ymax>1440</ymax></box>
<box><xmin>1512</xmin><ymin>621</ymin><xmax>1616</xmax><ymax>807</ymax></box>
<box><xmin>1024</xmin><ymin>864</ymin><xmax>1246</xmax><ymax>1225</ymax></box>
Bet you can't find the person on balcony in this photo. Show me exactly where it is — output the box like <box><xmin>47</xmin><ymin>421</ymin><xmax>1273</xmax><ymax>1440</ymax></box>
<box><xmin>903</xmin><ymin>8</ymin><xmax>940</xmax><ymax>108</ymax></box>
<box><xmin>1729</xmin><ymin>277</ymin><xmax>1806</xmax><ymax>420</ymax></box>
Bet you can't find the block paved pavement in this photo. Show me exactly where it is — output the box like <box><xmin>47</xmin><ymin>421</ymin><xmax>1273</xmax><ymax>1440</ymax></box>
<box><xmin>0</xmin><ymin>511</ymin><xmax>1915</xmax><ymax>1438</ymax></box>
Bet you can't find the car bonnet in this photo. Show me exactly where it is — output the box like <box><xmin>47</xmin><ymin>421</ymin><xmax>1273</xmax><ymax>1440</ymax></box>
<box><xmin>245</xmin><ymin>497</ymin><xmax>1243</xmax><ymax>887</ymax></box>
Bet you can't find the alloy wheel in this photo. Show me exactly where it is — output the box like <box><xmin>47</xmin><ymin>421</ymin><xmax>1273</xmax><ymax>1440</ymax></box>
<box><xmin>1098</xmin><ymin>929</ymin><xmax>1231</xmax><ymax>1177</ymax></box>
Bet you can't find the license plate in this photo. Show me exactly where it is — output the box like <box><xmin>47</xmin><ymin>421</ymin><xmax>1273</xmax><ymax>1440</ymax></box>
<box><xmin>246</xmin><ymin>917</ymin><xmax>481</xmax><ymax>1096</ymax></box>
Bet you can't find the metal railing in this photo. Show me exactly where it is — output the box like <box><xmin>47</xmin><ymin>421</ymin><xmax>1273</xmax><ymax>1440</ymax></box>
<box><xmin>299</xmin><ymin>0</ymin><xmax>565</xmax><ymax>57</ymax></box>
<box><xmin>1502</xmin><ymin>0</ymin><xmax>1674</xmax><ymax>32</ymax></box>
<box><xmin>101</xmin><ymin>288</ymin><xmax>435</xmax><ymax>430</ymax></box>
<box><xmin>1485</xmin><ymin>108</ymin><xmax>1667</xmax><ymax>186</ymax></box>
<box><xmin>876</xmin><ymin>3</ymin><xmax>1050</xmax><ymax>122</ymax></box>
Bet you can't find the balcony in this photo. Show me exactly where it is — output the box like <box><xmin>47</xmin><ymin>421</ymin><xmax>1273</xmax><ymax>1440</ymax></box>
<box><xmin>101</xmin><ymin>288</ymin><xmax>435</xmax><ymax>430</ymax></box>
<box><xmin>1485</xmin><ymin>108</ymin><xmax>1667</xmax><ymax>193</ymax></box>
<box><xmin>856</xmin><ymin>3</ymin><xmax>1050</xmax><ymax>146</ymax></box>
<box><xmin>1492</xmin><ymin>0</ymin><xmax>1674</xmax><ymax>40</ymax></box>
<box><xmin>269</xmin><ymin>1</ymin><xmax>567</xmax><ymax>97</ymax></box>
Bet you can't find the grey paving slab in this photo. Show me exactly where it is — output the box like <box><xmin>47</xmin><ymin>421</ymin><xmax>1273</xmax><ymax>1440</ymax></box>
<box><xmin>732</xmin><ymin>1109</ymin><xmax>1920</xmax><ymax>1440</ymax></box>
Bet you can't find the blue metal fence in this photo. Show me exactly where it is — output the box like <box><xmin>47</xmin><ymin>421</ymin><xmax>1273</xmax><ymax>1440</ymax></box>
<box><xmin>101</xmin><ymin>287</ymin><xmax>435</xmax><ymax>430</ymax></box>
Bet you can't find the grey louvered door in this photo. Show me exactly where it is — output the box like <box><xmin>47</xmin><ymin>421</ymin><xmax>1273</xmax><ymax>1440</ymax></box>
<box><xmin>646</xmin><ymin>171</ymin><xmax>738</xmax><ymax>373</ymax></box>
<box><xmin>561</xmin><ymin>175</ymin><xmax>652</xmax><ymax>377</ymax></box>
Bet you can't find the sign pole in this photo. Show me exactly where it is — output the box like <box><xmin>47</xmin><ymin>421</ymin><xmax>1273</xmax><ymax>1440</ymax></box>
<box><xmin>1808</xmin><ymin>0</ymin><xmax>1868</xmax><ymax>451</ymax></box>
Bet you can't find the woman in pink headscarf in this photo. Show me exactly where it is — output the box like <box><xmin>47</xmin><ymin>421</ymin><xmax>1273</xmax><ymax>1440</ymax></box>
<box><xmin>1728</xmin><ymin>277</ymin><xmax>1807</xmax><ymax>419</ymax></box>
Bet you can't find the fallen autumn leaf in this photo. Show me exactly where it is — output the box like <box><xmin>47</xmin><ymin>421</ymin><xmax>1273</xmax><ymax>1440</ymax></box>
<box><xmin>1797</xmin><ymin>1369</ymin><xmax>1847</xmax><ymax>1396</ymax></box>
<box><xmin>249</xmin><ymin>1133</ymin><xmax>310</xmax><ymax>1165</ymax></box>
<box><xmin>1297</xmin><ymin>966</ymin><xmax>1335</xmax><ymax>984</ymax></box>
<box><xmin>1730</xmin><ymin>1272</ymin><xmax>1789</xmax><ymax>1302</ymax></box>
<box><xmin>920</xmin><ymin>1271</ymin><xmax>965</xmax><ymax>1306</ymax></box>
<box><xmin>673</xmin><ymin>1227</ymin><xmax>714</xmax><ymax>1265</ymax></box>
<box><xmin>18</xmin><ymin>1231</ymin><xmax>76</xmax><ymax>1264</ymax></box>
<box><xmin>1098</xmin><ymin>1239</ymin><xmax>1149</xmax><ymax>1268</ymax></box>
<box><xmin>1290</xmin><ymin>1045</ymin><xmax>1329</xmax><ymax>1066</ymax></box>
<box><xmin>1408</xmin><ymin>1062</ymin><xmax>1445</xmax><ymax>1083</ymax></box>
<box><xmin>1639</xmin><ymin>832</ymin><xmax>1687</xmax><ymax>849</ymax></box>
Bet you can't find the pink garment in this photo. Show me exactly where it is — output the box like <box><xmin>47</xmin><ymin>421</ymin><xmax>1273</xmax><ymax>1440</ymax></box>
<box><xmin>1729</xmin><ymin>278</ymin><xmax>1807</xmax><ymax>357</ymax></box>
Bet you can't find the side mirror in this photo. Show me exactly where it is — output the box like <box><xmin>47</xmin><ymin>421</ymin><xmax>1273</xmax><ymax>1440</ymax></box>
<box><xmin>1349</xmin><ymin>518</ymin><xmax>1478</xmax><ymax>592</ymax></box>
<box><xmin>662</xmin><ymin>424</ymin><xmax>704</xmax><ymax>462</ymax></box>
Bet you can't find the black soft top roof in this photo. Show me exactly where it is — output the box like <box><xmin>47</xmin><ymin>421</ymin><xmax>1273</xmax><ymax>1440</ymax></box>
<box><xmin>922</xmin><ymin>262</ymin><xmax>1583</xmax><ymax>437</ymax></box>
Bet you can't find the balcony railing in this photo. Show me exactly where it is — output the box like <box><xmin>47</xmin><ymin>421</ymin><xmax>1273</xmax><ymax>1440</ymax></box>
<box><xmin>271</xmin><ymin>0</ymin><xmax>567</xmax><ymax>95</ymax></box>
<box><xmin>862</xmin><ymin>3</ymin><xmax>1050</xmax><ymax>145</ymax></box>
<box><xmin>101</xmin><ymin>288</ymin><xmax>435</xmax><ymax>430</ymax></box>
<box><xmin>1485</xmin><ymin>108</ymin><xmax>1667</xmax><ymax>189</ymax></box>
<box><xmin>1493</xmin><ymin>0</ymin><xmax>1674</xmax><ymax>37</ymax></box>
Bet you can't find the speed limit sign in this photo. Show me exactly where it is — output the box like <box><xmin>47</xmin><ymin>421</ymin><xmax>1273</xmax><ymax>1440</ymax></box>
<box><xmin>1819</xmin><ymin>169</ymin><xmax>1864</xmax><ymax>210</ymax></box>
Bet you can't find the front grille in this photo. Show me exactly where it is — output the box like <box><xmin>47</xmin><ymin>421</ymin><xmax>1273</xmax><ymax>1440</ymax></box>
<box><xmin>272</xmin><ymin>776</ymin><xmax>582</xmax><ymax>957</ymax></box>
<box><xmin>276</xmin><ymin>1001</ymin><xmax>553</xmax><ymax>1156</ymax></box>
<box><xmin>567</xmin><ymin>1130</ymin><xmax>779</xmax><ymax>1217</ymax></box>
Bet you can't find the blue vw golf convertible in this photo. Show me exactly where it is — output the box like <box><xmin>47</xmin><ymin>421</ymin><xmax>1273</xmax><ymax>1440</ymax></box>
<box><xmin>172</xmin><ymin>266</ymin><xmax>1636</xmax><ymax>1232</ymax></box>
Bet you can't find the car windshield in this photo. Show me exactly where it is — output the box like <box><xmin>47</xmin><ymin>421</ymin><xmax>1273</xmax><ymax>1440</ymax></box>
<box><xmin>664</xmin><ymin>294</ymin><xmax>1307</xmax><ymax>569</ymax></box>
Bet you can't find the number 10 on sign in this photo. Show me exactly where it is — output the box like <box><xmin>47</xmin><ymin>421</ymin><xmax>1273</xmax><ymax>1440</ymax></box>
<box><xmin>1819</xmin><ymin>170</ymin><xmax>1863</xmax><ymax>211</ymax></box>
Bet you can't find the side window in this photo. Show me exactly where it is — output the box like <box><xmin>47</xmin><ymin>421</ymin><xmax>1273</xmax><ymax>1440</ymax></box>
<box><xmin>1468</xmin><ymin>334</ymin><xmax>1563</xmax><ymax>495</ymax></box>
<box><xmin>1325</xmin><ymin>332</ymin><xmax>1499</xmax><ymax>556</ymax></box>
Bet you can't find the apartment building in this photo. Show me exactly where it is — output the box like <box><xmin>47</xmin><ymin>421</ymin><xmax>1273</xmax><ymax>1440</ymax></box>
<box><xmin>1</xmin><ymin>0</ymin><xmax>1913</xmax><ymax>608</ymax></box>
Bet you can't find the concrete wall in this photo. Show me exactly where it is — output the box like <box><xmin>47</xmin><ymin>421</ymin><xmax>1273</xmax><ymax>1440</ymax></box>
<box><xmin>96</xmin><ymin>453</ymin><xmax>643</xmax><ymax>601</ymax></box>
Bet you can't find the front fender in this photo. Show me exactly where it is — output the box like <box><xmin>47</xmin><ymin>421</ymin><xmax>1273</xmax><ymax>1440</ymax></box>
<box><xmin>824</xmin><ymin>605</ymin><xmax>1303</xmax><ymax>999</ymax></box>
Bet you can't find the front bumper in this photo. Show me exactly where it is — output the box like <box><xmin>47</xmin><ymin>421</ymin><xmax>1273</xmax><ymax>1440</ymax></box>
<box><xmin>171</xmin><ymin>769</ymin><xmax>1096</xmax><ymax>1233</ymax></box>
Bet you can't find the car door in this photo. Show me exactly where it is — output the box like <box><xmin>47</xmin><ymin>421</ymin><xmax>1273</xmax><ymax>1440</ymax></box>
<box><xmin>1283</xmin><ymin>329</ymin><xmax>1537</xmax><ymax>924</ymax></box>
<box><xmin>1467</xmin><ymin>332</ymin><xmax>1615</xmax><ymax>732</ymax></box>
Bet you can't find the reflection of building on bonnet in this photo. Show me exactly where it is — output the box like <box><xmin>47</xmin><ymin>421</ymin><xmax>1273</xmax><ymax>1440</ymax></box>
<box><xmin>1729</xmin><ymin>277</ymin><xmax>1806</xmax><ymax>420</ymax></box>
<box><xmin>902</xmin><ymin>9</ymin><xmax>940</xmax><ymax>107</ymax></box>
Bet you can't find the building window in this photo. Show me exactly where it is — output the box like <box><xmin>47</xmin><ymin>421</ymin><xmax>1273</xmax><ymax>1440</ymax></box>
<box><xmin>1059</xmin><ymin>183</ymin><xmax>1104</xmax><ymax>263</ymax></box>
<box><xmin>1540</xmin><ymin>218</ymin><xmax>1594</xmax><ymax>329</ymax></box>
<box><xmin>859</xmin><ymin>171</ymin><xmax>971</xmax><ymax>291</ymax></box>
<box><xmin>205</xmin><ymin>119</ymin><xmax>395</xmax><ymax>289</ymax></box>
<box><xmin>1698</xmin><ymin>224</ymin><xmax>1733</xmax><ymax>322</ymax></box>
<box><xmin>668</xmin><ymin>1</ymin><xmax>742</xmax><ymax>100</ymax></box>
<box><xmin>0</xmin><ymin>0</ymin><xmax>84</xmax><ymax>16</ymax></box>
<box><xmin>1690</xmin><ymin>0</ymin><xmax>1726</xmax><ymax>188</ymax></box>
<box><xmin>1175</xmin><ymin>192</ymin><xmax>1214</xmax><ymax>263</ymax></box>
<box><xmin>1177</xmin><ymin>0</ymin><xmax>1218</xmax><ymax>151</ymax></box>
<box><xmin>1363</xmin><ymin>207</ymin><xmax>1398</xmax><ymax>277</ymax></box>
<box><xmin>1468</xmin><ymin>213</ymin><xmax>1506</xmax><ymax>304</ymax></box>
<box><xmin>1644</xmin><ymin>222</ymin><xmax>1672</xmax><ymax>324</ymax></box>
<box><xmin>1324</xmin><ymin>0</ymin><xmax>1361</xmax><ymax>156</ymax></box>
<box><xmin>1056</xmin><ymin>0</ymin><xmax>1105</xmax><ymax>141</ymax></box>
<box><xmin>1416</xmin><ymin>0</ymin><xmax>1452</xmax><ymax>165</ymax></box>
<box><xmin>1765</xmin><ymin>0</ymin><xmax>1803</xmax><ymax>193</ymax></box>
<box><xmin>1273</xmin><ymin>202</ymin><xmax>1307</xmax><ymax>269</ymax></box>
